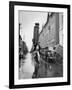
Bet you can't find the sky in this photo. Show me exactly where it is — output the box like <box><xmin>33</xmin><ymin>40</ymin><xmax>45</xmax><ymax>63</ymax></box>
<box><xmin>19</xmin><ymin>11</ymin><xmax>48</xmax><ymax>51</ymax></box>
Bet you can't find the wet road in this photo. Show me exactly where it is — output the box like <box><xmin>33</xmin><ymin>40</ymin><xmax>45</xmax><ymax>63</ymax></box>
<box><xmin>19</xmin><ymin>53</ymin><xmax>35</xmax><ymax>79</ymax></box>
<box><xmin>19</xmin><ymin>53</ymin><xmax>63</xmax><ymax>79</ymax></box>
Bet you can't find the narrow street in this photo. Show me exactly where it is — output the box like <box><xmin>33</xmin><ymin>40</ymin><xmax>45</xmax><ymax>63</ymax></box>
<box><xmin>19</xmin><ymin>12</ymin><xmax>63</xmax><ymax>79</ymax></box>
<box><xmin>19</xmin><ymin>52</ymin><xmax>63</xmax><ymax>79</ymax></box>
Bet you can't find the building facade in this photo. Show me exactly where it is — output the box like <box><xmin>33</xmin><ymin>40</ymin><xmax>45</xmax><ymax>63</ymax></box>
<box><xmin>59</xmin><ymin>13</ymin><xmax>63</xmax><ymax>46</ymax></box>
<box><xmin>33</xmin><ymin>23</ymin><xmax>39</xmax><ymax>45</ymax></box>
<box><xmin>39</xmin><ymin>12</ymin><xmax>63</xmax><ymax>49</ymax></box>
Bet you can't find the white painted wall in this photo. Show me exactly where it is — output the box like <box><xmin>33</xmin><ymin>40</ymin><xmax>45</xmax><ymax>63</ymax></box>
<box><xmin>0</xmin><ymin>0</ymin><xmax>72</xmax><ymax>90</ymax></box>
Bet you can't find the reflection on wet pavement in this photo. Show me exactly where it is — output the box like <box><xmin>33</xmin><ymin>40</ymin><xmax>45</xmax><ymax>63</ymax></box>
<box><xmin>19</xmin><ymin>53</ymin><xmax>35</xmax><ymax>79</ymax></box>
<box><xmin>19</xmin><ymin>52</ymin><xmax>63</xmax><ymax>79</ymax></box>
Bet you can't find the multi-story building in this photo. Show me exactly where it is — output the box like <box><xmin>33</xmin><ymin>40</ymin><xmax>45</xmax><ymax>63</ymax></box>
<box><xmin>39</xmin><ymin>12</ymin><xmax>63</xmax><ymax>49</ymax></box>
<box><xmin>33</xmin><ymin>23</ymin><xmax>39</xmax><ymax>45</ymax></box>
<box><xmin>59</xmin><ymin>13</ymin><xmax>63</xmax><ymax>46</ymax></box>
